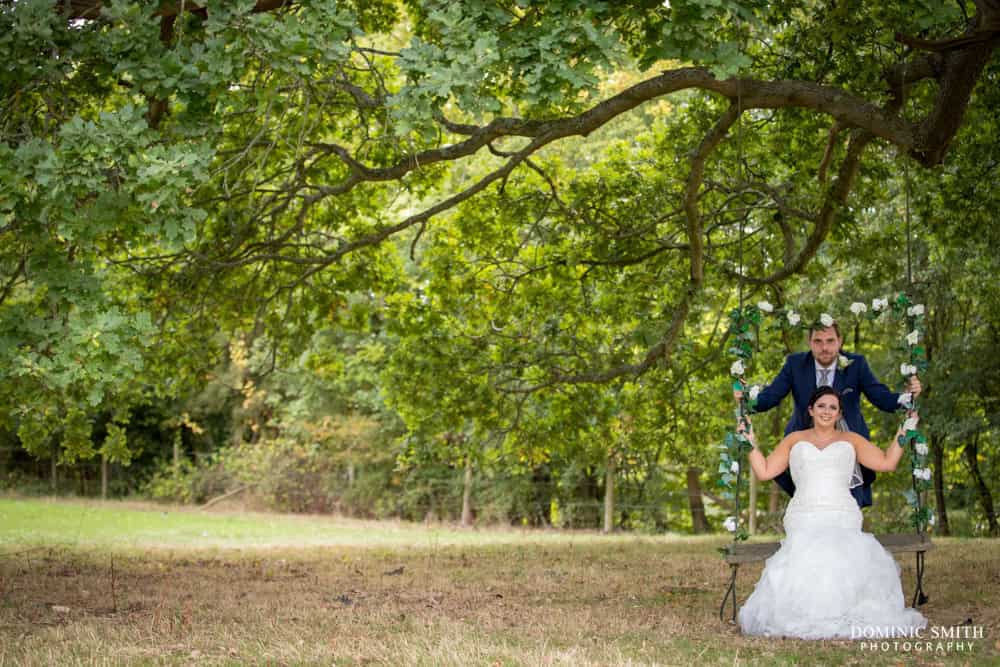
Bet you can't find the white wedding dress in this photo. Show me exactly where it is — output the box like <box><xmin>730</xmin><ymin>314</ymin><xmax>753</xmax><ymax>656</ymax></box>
<box><xmin>738</xmin><ymin>440</ymin><xmax>928</xmax><ymax>639</ymax></box>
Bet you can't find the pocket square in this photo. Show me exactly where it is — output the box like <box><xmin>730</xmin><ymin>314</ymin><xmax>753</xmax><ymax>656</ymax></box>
<box><xmin>841</xmin><ymin>387</ymin><xmax>855</xmax><ymax>395</ymax></box>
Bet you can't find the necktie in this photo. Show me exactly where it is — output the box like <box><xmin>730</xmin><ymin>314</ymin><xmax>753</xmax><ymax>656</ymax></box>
<box><xmin>819</xmin><ymin>368</ymin><xmax>831</xmax><ymax>387</ymax></box>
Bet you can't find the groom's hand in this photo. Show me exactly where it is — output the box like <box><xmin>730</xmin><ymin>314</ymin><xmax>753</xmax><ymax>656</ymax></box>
<box><xmin>733</xmin><ymin>389</ymin><xmax>744</xmax><ymax>402</ymax></box>
<box><xmin>907</xmin><ymin>376</ymin><xmax>922</xmax><ymax>398</ymax></box>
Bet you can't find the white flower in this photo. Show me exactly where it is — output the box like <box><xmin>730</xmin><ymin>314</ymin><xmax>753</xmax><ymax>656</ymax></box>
<box><xmin>748</xmin><ymin>385</ymin><xmax>761</xmax><ymax>401</ymax></box>
<box><xmin>850</xmin><ymin>302</ymin><xmax>867</xmax><ymax>316</ymax></box>
<box><xmin>898</xmin><ymin>392</ymin><xmax>913</xmax><ymax>409</ymax></box>
<box><xmin>723</xmin><ymin>516</ymin><xmax>737</xmax><ymax>532</ymax></box>
<box><xmin>872</xmin><ymin>297</ymin><xmax>889</xmax><ymax>312</ymax></box>
<box><xmin>730</xmin><ymin>461</ymin><xmax>740</xmax><ymax>475</ymax></box>
<box><xmin>928</xmin><ymin>513</ymin><xmax>936</xmax><ymax>526</ymax></box>
<box><xmin>915</xmin><ymin>442</ymin><xmax>929</xmax><ymax>456</ymax></box>
<box><xmin>903</xmin><ymin>416</ymin><xmax>919</xmax><ymax>431</ymax></box>
<box><xmin>730</xmin><ymin>359</ymin><xmax>745</xmax><ymax>376</ymax></box>
<box><xmin>912</xmin><ymin>467</ymin><xmax>932</xmax><ymax>481</ymax></box>
<box><xmin>787</xmin><ymin>310</ymin><xmax>800</xmax><ymax>326</ymax></box>
<box><xmin>900</xmin><ymin>363</ymin><xmax>917</xmax><ymax>376</ymax></box>
<box><xmin>819</xmin><ymin>313</ymin><xmax>835</xmax><ymax>327</ymax></box>
<box><xmin>757</xmin><ymin>300</ymin><xmax>774</xmax><ymax>313</ymax></box>
<box><xmin>837</xmin><ymin>354</ymin><xmax>852</xmax><ymax>369</ymax></box>
<box><xmin>906</xmin><ymin>330</ymin><xmax>920</xmax><ymax>346</ymax></box>
<box><xmin>907</xmin><ymin>304</ymin><xmax>925</xmax><ymax>317</ymax></box>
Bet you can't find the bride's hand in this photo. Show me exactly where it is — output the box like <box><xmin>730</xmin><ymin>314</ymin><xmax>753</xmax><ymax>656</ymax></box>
<box><xmin>894</xmin><ymin>411</ymin><xmax>919</xmax><ymax>445</ymax></box>
<box><xmin>898</xmin><ymin>410</ymin><xmax>919</xmax><ymax>432</ymax></box>
<box><xmin>737</xmin><ymin>418</ymin><xmax>756</xmax><ymax>445</ymax></box>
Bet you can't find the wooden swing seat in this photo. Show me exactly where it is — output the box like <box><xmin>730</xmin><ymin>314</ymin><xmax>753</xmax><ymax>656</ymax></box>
<box><xmin>719</xmin><ymin>532</ymin><xmax>933</xmax><ymax>623</ymax></box>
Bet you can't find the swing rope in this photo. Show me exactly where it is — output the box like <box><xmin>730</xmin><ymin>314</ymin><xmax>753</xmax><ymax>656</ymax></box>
<box><xmin>719</xmin><ymin>73</ymin><xmax>750</xmax><ymax>624</ymax></box>
<box><xmin>733</xmin><ymin>77</ymin><xmax>747</xmax><ymax>538</ymax></box>
<box><xmin>899</xmin><ymin>55</ymin><xmax>928</xmax><ymax>545</ymax></box>
<box><xmin>900</xmin><ymin>56</ymin><xmax>929</xmax><ymax>602</ymax></box>
<box><xmin>902</xmin><ymin>52</ymin><xmax>914</xmax><ymax>288</ymax></box>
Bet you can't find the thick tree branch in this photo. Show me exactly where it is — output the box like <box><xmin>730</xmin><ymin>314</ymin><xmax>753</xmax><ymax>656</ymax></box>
<box><xmin>288</xmin><ymin>67</ymin><xmax>927</xmax><ymax>214</ymax></box>
<box><xmin>685</xmin><ymin>105</ymin><xmax>741</xmax><ymax>288</ymax></box>
<box><xmin>0</xmin><ymin>257</ymin><xmax>27</xmax><ymax>308</ymax></box>
<box><xmin>912</xmin><ymin>37</ymin><xmax>999</xmax><ymax>164</ymax></box>
<box><xmin>62</xmin><ymin>1</ymin><xmax>996</xmax><ymax>179</ymax></box>
<box><xmin>497</xmin><ymin>288</ymin><xmax>694</xmax><ymax>393</ymax></box>
<box><xmin>499</xmin><ymin>107</ymin><xmax>740</xmax><ymax>393</ymax></box>
<box><xmin>818</xmin><ymin>121</ymin><xmax>846</xmax><ymax>183</ymax></box>
<box><xmin>144</xmin><ymin>14</ymin><xmax>175</xmax><ymax>130</ymax></box>
<box><xmin>301</xmin><ymin>48</ymin><xmax>994</xmax><ymax>209</ymax></box>
<box><xmin>737</xmin><ymin>129</ymin><xmax>876</xmax><ymax>285</ymax></box>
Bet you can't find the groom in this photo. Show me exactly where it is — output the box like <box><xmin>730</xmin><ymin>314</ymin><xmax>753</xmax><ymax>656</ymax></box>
<box><xmin>738</xmin><ymin>319</ymin><xmax>921</xmax><ymax>508</ymax></box>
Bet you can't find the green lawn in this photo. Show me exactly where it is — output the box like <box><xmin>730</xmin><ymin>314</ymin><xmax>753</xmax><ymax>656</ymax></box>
<box><xmin>0</xmin><ymin>496</ymin><xmax>675</xmax><ymax>549</ymax></box>
<box><xmin>1</xmin><ymin>497</ymin><xmax>998</xmax><ymax>666</ymax></box>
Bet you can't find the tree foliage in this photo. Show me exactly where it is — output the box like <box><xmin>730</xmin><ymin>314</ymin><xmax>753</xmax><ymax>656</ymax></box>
<box><xmin>1</xmin><ymin>1</ymin><xmax>998</xmax><ymax>530</ymax></box>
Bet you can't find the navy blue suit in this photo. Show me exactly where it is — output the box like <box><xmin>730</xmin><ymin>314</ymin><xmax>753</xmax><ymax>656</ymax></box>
<box><xmin>753</xmin><ymin>351</ymin><xmax>900</xmax><ymax>508</ymax></box>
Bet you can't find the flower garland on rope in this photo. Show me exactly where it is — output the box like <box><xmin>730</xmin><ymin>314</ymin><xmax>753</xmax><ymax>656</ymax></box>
<box><xmin>717</xmin><ymin>293</ymin><xmax>933</xmax><ymax>545</ymax></box>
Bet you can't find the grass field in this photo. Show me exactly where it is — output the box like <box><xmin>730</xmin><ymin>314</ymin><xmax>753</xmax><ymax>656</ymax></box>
<box><xmin>1</xmin><ymin>497</ymin><xmax>998</xmax><ymax>666</ymax></box>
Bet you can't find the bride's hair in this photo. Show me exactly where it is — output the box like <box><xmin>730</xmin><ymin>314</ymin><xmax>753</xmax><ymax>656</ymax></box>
<box><xmin>807</xmin><ymin>386</ymin><xmax>847</xmax><ymax>430</ymax></box>
<box><xmin>808</xmin><ymin>385</ymin><xmax>841</xmax><ymax>408</ymax></box>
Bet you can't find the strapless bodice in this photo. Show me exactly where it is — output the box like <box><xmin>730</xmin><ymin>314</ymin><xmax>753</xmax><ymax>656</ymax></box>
<box><xmin>785</xmin><ymin>440</ymin><xmax>859</xmax><ymax>516</ymax></box>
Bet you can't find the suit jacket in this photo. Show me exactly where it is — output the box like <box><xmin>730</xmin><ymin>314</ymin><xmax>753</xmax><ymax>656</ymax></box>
<box><xmin>753</xmin><ymin>351</ymin><xmax>900</xmax><ymax>507</ymax></box>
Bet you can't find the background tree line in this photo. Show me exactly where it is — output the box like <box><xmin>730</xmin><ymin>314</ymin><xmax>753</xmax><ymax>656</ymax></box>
<box><xmin>1</xmin><ymin>0</ymin><xmax>997</xmax><ymax>535</ymax></box>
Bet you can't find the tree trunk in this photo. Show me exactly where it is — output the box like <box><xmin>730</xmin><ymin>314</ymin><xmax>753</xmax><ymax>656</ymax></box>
<box><xmin>50</xmin><ymin>441</ymin><xmax>58</xmax><ymax>492</ymax></box>
<box><xmin>101</xmin><ymin>455</ymin><xmax>109</xmax><ymax>500</ymax></box>
<box><xmin>460</xmin><ymin>457</ymin><xmax>474</xmax><ymax>527</ymax></box>
<box><xmin>173</xmin><ymin>432</ymin><xmax>182</xmax><ymax>470</ymax></box>
<box><xmin>765</xmin><ymin>405</ymin><xmax>784</xmax><ymax>529</ymax></box>
<box><xmin>930</xmin><ymin>433</ymin><xmax>950</xmax><ymax>535</ymax></box>
<box><xmin>964</xmin><ymin>433</ymin><xmax>999</xmax><ymax>536</ymax></box>
<box><xmin>686</xmin><ymin>467</ymin><xmax>710</xmax><ymax>534</ymax></box>
<box><xmin>530</xmin><ymin>466</ymin><xmax>552</xmax><ymax>527</ymax></box>
<box><xmin>603</xmin><ymin>454</ymin><xmax>615</xmax><ymax>534</ymax></box>
<box><xmin>767</xmin><ymin>480</ymin><xmax>780</xmax><ymax>513</ymax></box>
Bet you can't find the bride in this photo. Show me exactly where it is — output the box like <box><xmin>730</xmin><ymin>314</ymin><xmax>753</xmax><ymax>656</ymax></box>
<box><xmin>737</xmin><ymin>386</ymin><xmax>928</xmax><ymax>639</ymax></box>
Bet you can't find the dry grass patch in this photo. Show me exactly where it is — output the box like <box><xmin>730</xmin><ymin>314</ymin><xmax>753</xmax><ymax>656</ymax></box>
<box><xmin>1</xmin><ymin>523</ymin><xmax>998</xmax><ymax>665</ymax></box>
